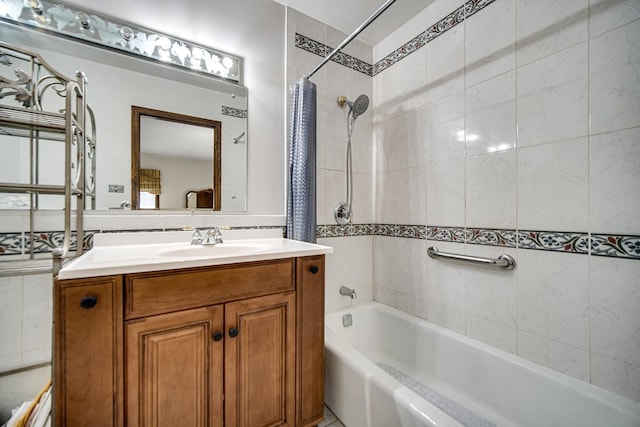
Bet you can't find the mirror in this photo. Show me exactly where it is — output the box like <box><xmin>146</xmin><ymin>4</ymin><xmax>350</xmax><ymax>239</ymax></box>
<box><xmin>132</xmin><ymin>106</ymin><xmax>222</xmax><ymax>210</ymax></box>
<box><xmin>0</xmin><ymin>22</ymin><xmax>248</xmax><ymax>211</ymax></box>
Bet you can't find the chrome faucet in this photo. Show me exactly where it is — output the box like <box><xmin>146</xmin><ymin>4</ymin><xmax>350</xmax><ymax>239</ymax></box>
<box><xmin>339</xmin><ymin>286</ymin><xmax>357</xmax><ymax>300</ymax></box>
<box><xmin>191</xmin><ymin>229</ymin><xmax>204</xmax><ymax>245</ymax></box>
<box><xmin>191</xmin><ymin>226</ymin><xmax>230</xmax><ymax>245</ymax></box>
<box><xmin>204</xmin><ymin>226</ymin><xmax>225</xmax><ymax>245</ymax></box>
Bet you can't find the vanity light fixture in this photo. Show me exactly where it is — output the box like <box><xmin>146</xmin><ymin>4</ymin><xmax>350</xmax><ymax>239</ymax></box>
<box><xmin>0</xmin><ymin>0</ymin><xmax>242</xmax><ymax>83</ymax></box>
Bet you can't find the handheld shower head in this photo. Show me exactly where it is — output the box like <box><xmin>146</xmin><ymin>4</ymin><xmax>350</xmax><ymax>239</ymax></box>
<box><xmin>349</xmin><ymin>94</ymin><xmax>369</xmax><ymax>119</ymax></box>
<box><xmin>337</xmin><ymin>94</ymin><xmax>369</xmax><ymax>119</ymax></box>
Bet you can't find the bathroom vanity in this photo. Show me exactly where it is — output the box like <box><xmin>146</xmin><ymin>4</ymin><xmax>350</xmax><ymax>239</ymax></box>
<box><xmin>53</xmin><ymin>230</ymin><xmax>332</xmax><ymax>427</ymax></box>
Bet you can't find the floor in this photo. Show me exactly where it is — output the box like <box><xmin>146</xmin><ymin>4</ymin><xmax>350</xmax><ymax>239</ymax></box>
<box><xmin>318</xmin><ymin>405</ymin><xmax>345</xmax><ymax>427</ymax></box>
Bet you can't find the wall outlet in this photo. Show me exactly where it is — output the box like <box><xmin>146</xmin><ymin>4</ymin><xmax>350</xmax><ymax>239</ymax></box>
<box><xmin>108</xmin><ymin>184</ymin><xmax>124</xmax><ymax>193</ymax></box>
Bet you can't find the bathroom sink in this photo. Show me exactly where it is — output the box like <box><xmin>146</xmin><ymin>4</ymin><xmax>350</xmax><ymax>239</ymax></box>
<box><xmin>57</xmin><ymin>230</ymin><xmax>333</xmax><ymax>279</ymax></box>
<box><xmin>159</xmin><ymin>241</ymin><xmax>272</xmax><ymax>258</ymax></box>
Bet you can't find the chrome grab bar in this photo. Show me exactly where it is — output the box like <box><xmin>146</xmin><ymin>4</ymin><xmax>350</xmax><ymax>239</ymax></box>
<box><xmin>427</xmin><ymin>246</ymin><xmax>516</xmax><ymax>270</ymax></box>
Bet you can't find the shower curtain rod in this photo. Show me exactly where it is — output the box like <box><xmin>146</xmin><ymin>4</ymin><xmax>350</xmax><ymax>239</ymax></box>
<box><xmin>303</xmin><ymin>0</ymin><xmax>397</xmax><ymax>80</ymax></box>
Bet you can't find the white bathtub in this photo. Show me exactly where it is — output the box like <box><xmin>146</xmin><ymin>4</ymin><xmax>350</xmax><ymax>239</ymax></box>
<box><xmin>325</xmin><ymin>302</ymin><xmax>640</xmax><ymax>427</ymax></box>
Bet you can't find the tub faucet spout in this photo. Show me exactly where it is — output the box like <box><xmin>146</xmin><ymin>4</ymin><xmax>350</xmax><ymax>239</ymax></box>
<box><xmin>339</xmin><ymin>286</ymin><xmax>357</xmax><ymax>300</ymax></box>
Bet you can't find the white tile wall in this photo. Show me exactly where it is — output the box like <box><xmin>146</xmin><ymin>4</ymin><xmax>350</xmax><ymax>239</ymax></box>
<box><xmin>590</xmin><ymin>257</ymin><xmax>640</xmax><ymax>368</ymax></box>
<box><xmin>464</xmin><ymin>0</ymin><xmax>516</xmax><ymax>87</ymax></box>
<box><xmin>373</xmin><ymin>236</ymin><xmax>427</xmax><ymax>300</ymax></box>
<box><xmin>590</xmin><ymin>127</ymin><xmax>640</xmax><ymax>234</ymax></box>
<box><xmin>517</xmin><ymin>137</ymin><xmax>589</xmax><ymax>231</ymax></box>
<box><xmin>371</xmin><ymin>0</ymin><xmax>640</xmax><ymax>403</ymax></box>
<box><xmin>0</xmin><ymin>223</ymin><xmax>52</xmax><ymax>420</ymax></box>
<box><xmin>319</xmin><ymin>236</ymin><xmax>373</xmax><ymax>312</ymax></box>
<box><xmin>517</xmin><ymin>250</ymin><xmax>590</xmax><ymax>350</ymax></box>
<box><xmin>0</xmin><ymin>213</ymin><xmax>24</xmax><ymax>233</ymax></box>
<box><xmin>591</xmin><ymin>354</ymin><xmax>640</xmax><ymax>403</ymax></box>
<box><xmin>426</xmin><ymin>158</ymin><xmax>465</xmax><ymax>226</ymax></box>
<box><xmin>376</xmin><ymin>107</ymin><xmax>427</xmax><ymax>172</ymax></box>
<box><xmin>516</xmin><ymin>0</ymin><xmax>589</xmax><ymax>66</ymax></box>
<box><xmin>465</xmin><ymin>150</ymin><xmax>516</xmax><ymax>229</ymax></box>
<box><xmin>465</xmin><ymin>245</ymin><xmax>518</xmax><ymax>328</ymax></box>
<box><xmin>425</xmin><ymin>117</ymin><xmax>465</xmax><ymax>163</ymax></box>
<box><xmin>425</xmin><ymin>301</ymin><xmax>466</xmax><ymax>334</ymax></box>
<box><xmin>466</xmin><ymin>315</ymin><xmax>517</xmax><ymax>354</ymax></box>
<box><xmin>424</xmin><ymin>240</ymin><xmax>467</xmax><ymax>312</ymax></box>
<box><xmin>516</xmin><ymin>43</ymin><xmax>589</xmax><ymax>148</ymax></box>
<box><xmin>517</xmin><ymin>330</ymin><xmax>590</xmax><ymax>382</ymax></box>
<box><xmin>465</xmin><ymin>100</ymin><xmax>516</xmax><ymax>157</ymax></box>
<box><xmin>426</xmin><ymin>26</ymin><xmax>465</xmax><ymax>102</ymax></box>
<box><xmin>0</xmin><ymin>276</ymin><xmax>23</xmax><ymax>373</ymax></box>
<box><xmin>0</xmin><ymin>273</ymin><xmax>51</xmax><ymax>421</ymax></box>
<box><xmin>590</xmin><ymin>19</ymin><xmax>640</xmax><ymax>134</ymax></box>
<box><xmin>589</xmin><ymin>0</ymin><xmax>640</xmax><ymax>36</ymax></box>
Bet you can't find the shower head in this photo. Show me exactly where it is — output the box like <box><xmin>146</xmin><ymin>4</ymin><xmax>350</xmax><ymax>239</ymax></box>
<box><xmin>338</xmin><ymin>94</ymin><xmax>369</xmax><ymax>119</ymax></box>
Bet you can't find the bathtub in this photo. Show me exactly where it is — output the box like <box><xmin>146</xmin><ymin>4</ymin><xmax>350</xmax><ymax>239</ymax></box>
<box><xmin>324</xmin><ymin>302</ymin><xmax>640</xmax><ymax>427</ymax></box>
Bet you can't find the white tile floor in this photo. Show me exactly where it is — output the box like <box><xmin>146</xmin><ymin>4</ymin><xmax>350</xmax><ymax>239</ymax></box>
<box><xmin>318</xmin><ymin>405</ymin><xmax>345</xmax><ymax>427</ymax></box>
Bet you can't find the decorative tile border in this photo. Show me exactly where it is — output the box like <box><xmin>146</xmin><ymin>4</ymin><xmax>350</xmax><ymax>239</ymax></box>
<box><xmin>375</xmin><ymin>0</ymin><xmax>496</xmax><ymax>75</ymax></box>
<box><xmin>0</xmin><ymin>232</ymin><xmax>23</xmax><ymax>255</ymax></box>
<box><xmin>221</xmin><ymin>106</ymin><xmax>247</xmax><ymax>119</ymax></box>
<box><xmin>372</xmin><ymin>31</ymin><xmax>426</xmax><ymax>75</ymax></box>
<box><xmin>591</xmin><ymin>234</ymin><xmax>640</xmax><ymax>258</ymax></box>
<box><xmin>295</xmin><ymin>0</ymin><xmax>496</xmax><ymax>78</ymax></box>
<box><xmin>314</xmin><ymin>224</ymin><xmax>640</xmax><ymax>260</ymax></box>
<box><xmin>461</xmin><ymin>228</ymin><xmax>518</xmax><ymax>247</ymax></box>
<box><xmin>517</xmin><ymin>230</ymin><xmax>590</xmax><ymax>255</ymax></box>
<box><xmin>1</xmin><ymin>225</ymin><xmax>637</xmax><ymax>260</ymax></box>
<box><xmin>374</xmin><ymin>224</ymin><xmax>427</xmax><ymax>239</ymax></box>
<box><xmin>295</xmin><ymin>33</ymin><xmax>373</xmax><ymax>77</ymax></box>
<box><xmin>316</xmin><ymin>223</ymin><xmax>374</xmax><ymax>238</ymax></box>
<box><xmin>0</xmin><ymin>231</ymin><xmax>94</xmax><ymax>256</ymax></box>
<box><xmin>427</xmin><ymin>226</ymin><xmax>467</xmax><ymax>243</ymax></box>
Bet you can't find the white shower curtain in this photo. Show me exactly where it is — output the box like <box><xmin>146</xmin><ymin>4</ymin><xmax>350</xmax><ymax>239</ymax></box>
<box><xmin>286</xmin><ymin>77</ymin><xmax>317</xmax><ymax>243</ymax></box>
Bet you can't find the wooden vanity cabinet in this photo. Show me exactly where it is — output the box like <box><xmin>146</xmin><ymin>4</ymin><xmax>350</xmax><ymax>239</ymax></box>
<box><xmin>224</xmin><ymin>292</ymin><xmax>296</xmax><ymax>427</ymax></box>
<box><xmin>54</xmin><ymin>255</ymin><xmax>325</xmax><ymax>427</ymax></box>
<box><xmin>296</xmin><ymin>255</ymin><xmax>325</xmax><ymax>426</ymax></box>
<box><xmin>125</xmin><ymin>305</ymin><xmax>225</xmax><ymax>427</ymax></box>
<box><xmin>53</xmin><ymin>275</ymin><xmax>124</xmax><ymax>427</ymax></box>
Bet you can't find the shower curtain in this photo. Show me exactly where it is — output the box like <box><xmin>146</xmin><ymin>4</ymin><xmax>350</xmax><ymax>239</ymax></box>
<box><xmin>286</xmin><ymin>77</ymin><xmax>317</xmax><ymax>243</ymax></box>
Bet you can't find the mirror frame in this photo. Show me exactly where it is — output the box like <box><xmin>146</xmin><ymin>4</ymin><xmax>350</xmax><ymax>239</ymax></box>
<box><xmin>131</xmin><ymin>106</ymin><xmax>222</xmax><ymax>210</ymax></box>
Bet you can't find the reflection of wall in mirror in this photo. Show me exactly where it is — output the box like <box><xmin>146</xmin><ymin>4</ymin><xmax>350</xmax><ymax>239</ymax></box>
<box><xmin>222</xmin><ymin>117</ymin><xmax>247</xmax><ymax>211</ymax></box>
<box><xmin>0</xmin><ymin>30</ymin><xmax>247</xmax><ymax>211</ymax></box>
<box><xmin>141</xmin><ymin>153</ymin><xmax>213</xmax><ymax>210</ymax></box>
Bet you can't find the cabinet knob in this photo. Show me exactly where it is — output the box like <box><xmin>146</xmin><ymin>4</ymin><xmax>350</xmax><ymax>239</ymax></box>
<box><xmin>310</xmin><ymin>265</ymin><xmax>319</xmax><ymax>274</ymax></box>
<box><xmin>212</xmin><ymin>331</ymin><xmax>224</xmax><ymax>342</ymax></box>
<box><xmin>228</xmin><ymin>327</ymin><xmax>239</xmax><ymax>338</ymax></box>
<box><xmin>80</xmin><ymin>295</ymin><xmax>97</xmax><ymax>309</ymax></box>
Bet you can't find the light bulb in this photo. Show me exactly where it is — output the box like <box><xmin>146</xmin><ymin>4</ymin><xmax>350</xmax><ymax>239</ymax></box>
<box><xmin>157</xmin><ymin>36</ymin><xmax>171</xmax><ymax>50</ymax></box>
<box><xmin>120</xmin><ymin>26</ymin><xmax>134</xmax><ymax>41</ymax></box>
<box><xmin>222</xmin><ymin>56</ymin><xmax>233</xmax><ymax>69</ymax></box>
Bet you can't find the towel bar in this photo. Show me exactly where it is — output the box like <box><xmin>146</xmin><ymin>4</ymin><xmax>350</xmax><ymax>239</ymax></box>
<box><xmin>427</xmin><ymin>246</ymin><xmax>516</xmax><ymax>270</ymax></box>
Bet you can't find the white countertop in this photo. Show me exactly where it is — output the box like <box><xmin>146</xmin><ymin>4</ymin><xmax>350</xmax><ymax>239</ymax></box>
<box><xmin>57</xmin><ymin>229</ymin><xmax>333</xmax><ymax>280</ymax></box>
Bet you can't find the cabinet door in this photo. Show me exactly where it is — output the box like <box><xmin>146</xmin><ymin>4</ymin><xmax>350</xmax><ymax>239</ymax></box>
<box><xmin>225</xmin><ymin>292</ymin><xmax>296</xmax><ymax>427</ymax></box>
<box><xmin>126</xmin><ymin>305</ymin><xmax>224</xmax><ymax>427</ymax></box>
<box><xmin>54</xmin><ymin>276</ymin><xmax>123</xmax><ymax>427</ymax></box>
<box><xmin>296</xmin><ymin>256</ymin><xmax>325</xmax><ymax>426</ymax></box>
